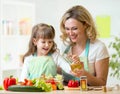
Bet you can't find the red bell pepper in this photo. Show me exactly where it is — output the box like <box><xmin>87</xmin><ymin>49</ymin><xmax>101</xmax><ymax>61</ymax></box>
<box><xmin>3</xmin><ymin>75</ymin><xmax>16</xmax><ymax>90</ymax></box>
<box><xmin>68</xmin><ymin>80</ymin><xmax>79</xmax><ymax>87</ymax></box>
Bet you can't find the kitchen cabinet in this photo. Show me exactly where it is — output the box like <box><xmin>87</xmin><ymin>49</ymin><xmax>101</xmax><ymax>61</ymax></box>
<box><xmin>0</xmin><ymin>0</ymin><xmax>35</xmax><ymax>85</ymax></box>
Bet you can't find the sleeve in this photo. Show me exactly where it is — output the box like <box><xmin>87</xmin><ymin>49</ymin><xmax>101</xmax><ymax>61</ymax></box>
<box><xmin>52</xmin><ymin>51</ymin><xmax>71</xmax><ymax>74</ymax></box>
<box><xmin>96</xmin><ymin>42</ymin><xmax>109</xmax><ymax>61</ymax></box>
<box><xmin>19</xmin><ymin>56</ymin><xmax>30</xmax><ymax>82</ymax></box>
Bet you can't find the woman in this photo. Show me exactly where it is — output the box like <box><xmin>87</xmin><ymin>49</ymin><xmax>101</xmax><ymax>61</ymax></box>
<box><xmin>60</xmin><ymin>5</ymin><xmax>109</xmax><ymax>86</ymax></box>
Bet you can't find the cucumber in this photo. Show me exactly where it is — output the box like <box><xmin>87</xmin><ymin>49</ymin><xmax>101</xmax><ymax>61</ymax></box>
<box><xmin>8</xmin><ymin>85</ymin><xmax>44</xmax><ymax>92</ymax></box>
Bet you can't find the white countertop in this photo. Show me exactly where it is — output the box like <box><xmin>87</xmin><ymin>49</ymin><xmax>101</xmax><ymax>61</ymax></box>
<box><xmin>0</xmin><ymin>89</ymin><xmax>120</xmax><ymax>94</ymax></box>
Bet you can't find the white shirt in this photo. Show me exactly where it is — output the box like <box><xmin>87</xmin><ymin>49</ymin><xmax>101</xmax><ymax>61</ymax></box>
<box><xmin>19</xmin><ymin>51</ymin><xmax>71</xmax><ymax>81</ymax></box>
<box><xmin>61</xmin><ymin>39</ymin><xmax>109</xmax><ymax>75</ymax></box>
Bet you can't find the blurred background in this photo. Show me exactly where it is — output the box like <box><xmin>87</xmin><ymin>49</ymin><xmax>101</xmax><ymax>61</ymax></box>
<box><xmin>0</xmin><ymin>0</ymin><xmax>120</xmax><ymax>86</ymax></box>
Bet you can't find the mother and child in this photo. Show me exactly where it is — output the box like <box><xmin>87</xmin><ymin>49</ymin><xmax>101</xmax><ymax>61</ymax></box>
<box><xmin>20</xmin><ymin>5</ymin><xmax>109</xmax><ymax>86</ymax></box>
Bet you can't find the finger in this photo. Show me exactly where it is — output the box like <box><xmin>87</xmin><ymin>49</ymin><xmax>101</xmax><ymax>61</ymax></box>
<box><xmin>70</xmin><ymin>71</ymin><xmax>78</xmax><ymax>77</ymax></box>
<box><xmin>71</xmin><ymin>55</ymin><xmax>78</xmax><ymax>59</ymax></box>
<box><xmin>70</xmin><ymin>70</ymin><xmax>82</xmax><ymax>77</ymax></box>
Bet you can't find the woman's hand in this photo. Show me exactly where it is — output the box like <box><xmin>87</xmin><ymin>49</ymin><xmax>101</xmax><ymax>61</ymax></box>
<box><xmin>67</xmin><ymin>54</ymin><xmax>80</xmax><ymax>63</ymax></box>
<box><xmin>70</xmin><ymin>66</ymin><xmax>85</xmax><ymax>77</ymax></box>
<box><xmin>67</xmin><ymin>55</ymin><xmax>84</xmax><ymax>77</ymax></box>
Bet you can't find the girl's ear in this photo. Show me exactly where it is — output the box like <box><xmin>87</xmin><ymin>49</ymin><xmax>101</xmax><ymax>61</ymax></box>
<box><xmin>32</xmin><ymin>38</ymin><xmax>37</xmax><ymax>45</ymax></box>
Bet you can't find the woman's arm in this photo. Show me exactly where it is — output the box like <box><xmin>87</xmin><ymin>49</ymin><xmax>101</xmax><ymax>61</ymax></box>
<box><xmin>87</xmin><ymin>58</ymin><xmax>109</xmax><ymax>86</ymax></box>
<box><xmin>86</xmin><ymin>40</ymin><xmax>109</xmax><ymax>86</ymax></box>
<box><xmin>73</xmin><ymin>57</ymin><xmax>109</xmax><ymax>86</ymax></box>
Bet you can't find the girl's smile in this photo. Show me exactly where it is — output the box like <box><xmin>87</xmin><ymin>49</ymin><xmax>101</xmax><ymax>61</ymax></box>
<box><xmin>33</xmin><ymin>38</ymin><xmax>54</xmax><ymax>56</ymax></box>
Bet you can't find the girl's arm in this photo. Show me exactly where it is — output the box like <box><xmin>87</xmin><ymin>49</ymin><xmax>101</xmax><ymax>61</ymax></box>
<box><xmin>52</xmin><ymin>51</ymin><xmax>71</xmax><ymax>74</ymax></box>
<box><xmin>19</xmin><ymin>57</ymin><xmax>30</xmax><ymax>82</ymax></box>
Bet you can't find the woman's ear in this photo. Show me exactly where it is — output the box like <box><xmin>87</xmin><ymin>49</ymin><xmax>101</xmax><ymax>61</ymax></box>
<box><xmin>32</xmin><ymin>38</ymin><xmax>37</xmax><ymax>46</ymax></box>
<box><xmin>84</xmin><ymin>23</ymin><xmax>89</xmax><ymax>29</ymax></box>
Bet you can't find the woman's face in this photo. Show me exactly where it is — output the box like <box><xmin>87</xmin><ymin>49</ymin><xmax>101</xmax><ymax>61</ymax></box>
<box><xmin>33</xmin><ymin>38</ymin><xmax>53</xmax><ymax>55</ymax></box>
<box><xmin>64</xmin><ymin>18</ymin><xmax>87</xmax><ymax>43</ymax></box>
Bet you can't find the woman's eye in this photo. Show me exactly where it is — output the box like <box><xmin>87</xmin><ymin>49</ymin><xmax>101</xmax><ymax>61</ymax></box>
<box><xmin>72</xmin><ymin>27</ymin><xmax>78</xmax><ymax>30</ymax></box>
<box><xmin>65</xmin><ymin>27</ymin><xmax>78</xmax><ymax>31</ymax></box>
<box><xmin>65</xmin><ymin>27</ymin><xmax>69</xmax><ymax>31</ymax></box>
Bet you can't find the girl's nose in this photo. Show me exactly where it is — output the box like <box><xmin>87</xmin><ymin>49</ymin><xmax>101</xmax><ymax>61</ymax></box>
<box><xmin>45</xmin><ymin>42</ymin><xmax>49</xmax><ymax>46</ymax></box>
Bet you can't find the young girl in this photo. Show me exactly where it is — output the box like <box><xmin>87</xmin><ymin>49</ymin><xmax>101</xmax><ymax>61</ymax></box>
<box><xmin>19</xmin><ymin>23</ymin><xmax>71</xmax><ymax>81</ymax></box>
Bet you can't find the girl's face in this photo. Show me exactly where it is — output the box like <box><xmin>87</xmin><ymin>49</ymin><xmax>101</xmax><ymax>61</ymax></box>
<box><xmin>33</xmin><ymin>38</ymin><xmax>54</xmax><ymax>56</ymax></box>
<box><xmin>64</xmin><ymin>18</ymin><xmax>87</xmax><ymax>43</ymax></box>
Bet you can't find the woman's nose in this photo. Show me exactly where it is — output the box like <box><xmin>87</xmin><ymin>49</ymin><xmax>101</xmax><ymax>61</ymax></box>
<box><xmin>68</xmin><ymin>30</ymin><xmax>74</xmax><ymax>35</ymax></box>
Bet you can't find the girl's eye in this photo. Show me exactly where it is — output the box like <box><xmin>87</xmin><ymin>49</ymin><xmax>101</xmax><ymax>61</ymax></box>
<box><xmin>48</xmin><ymin>41</ymin><xmax>53</xmax><ymax>43</ymax></box>
<box><xmin>41</xmin><ymin>41</ymin><xmax>53</xmax><ymax>44</ymax></box>
<box><xmin>42</xmin><ymin>41</ymin><xmax>45</xmax><ymax>43</ymax></box>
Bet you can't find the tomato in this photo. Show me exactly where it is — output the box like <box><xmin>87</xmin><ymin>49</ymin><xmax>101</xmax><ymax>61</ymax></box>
<box><xmin>26</xmin><ymin>80</ymin><xmax>33</xmax><ymax>86</ymax></box>
<box><xmin>45</xmin><ymin>78</ymin><xmax>57</xmax><ymax>90</ymax></box>
<box><xmin>68</xmin><ymin>80</ymin><xmax>79</xmax><ymax>87</ymax></box>
<box><xmin>46</xmin><ymin>78</ymin><xmax>56</xmax><ymax>84</ymax></box>
<box><xmin>23</xmin><ymin>79</ymin><xmax>33</xmax><ymax>86</ymax></box>
<box><xmin>50</xmin><ymin>79</ymin><xmax>56</xmax><ymax>84</ymax></box>
<box><xmin>24</xmin><ymin>79</ymin><xmax>28</xmax><ymax>84</ymax></box>
<box><xmin>3</xmin><ymin>75</ymin><xmax>16</xmax><ymax>90</ymax></box>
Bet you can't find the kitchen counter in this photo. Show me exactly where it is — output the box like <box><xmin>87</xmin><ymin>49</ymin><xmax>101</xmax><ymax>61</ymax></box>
<box><xmin>0</xmin><ymin>89</ymin><xmax>120</xmax><ymax>94</ymax></box>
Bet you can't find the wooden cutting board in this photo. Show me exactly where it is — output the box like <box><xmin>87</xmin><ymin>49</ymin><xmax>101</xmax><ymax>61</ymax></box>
<box><xmin>64</xmin><ymin>86</ymin><xmax>80</xmax><ymax>90</ymax></box>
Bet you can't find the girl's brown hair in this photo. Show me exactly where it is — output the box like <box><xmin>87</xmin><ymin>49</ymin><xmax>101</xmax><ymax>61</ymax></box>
<box><xmin>22</xmin><ymin>23</ymin><xmax>57</xmax><ymax>62</ymax></box>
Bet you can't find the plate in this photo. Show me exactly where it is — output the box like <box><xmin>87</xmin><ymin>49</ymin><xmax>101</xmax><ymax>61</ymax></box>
<box><xmin>8</xmin><ymin>85</ymin><xmax>44</xmax><ymax>92</ymax></box>
<box><xmin>64</xmin><ymin>86</ymin><xmax>80</xmax><ymax>90</ymax></box>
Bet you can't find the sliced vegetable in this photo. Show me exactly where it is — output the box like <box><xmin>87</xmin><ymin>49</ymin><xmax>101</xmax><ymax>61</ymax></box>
<box><xmin>57</xmin><ymin>82</ymin><xmax>64</xmax><ymax>90</ymax></box>
<box><xmin>0</xmin><ymin>86</ymin><xmax>3</xmax><ymax>90</ymax></box>
<box><xmin>51</xmin><ymin>84</ymin><xmax>57</xmax><ymax>90</ymax></box>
